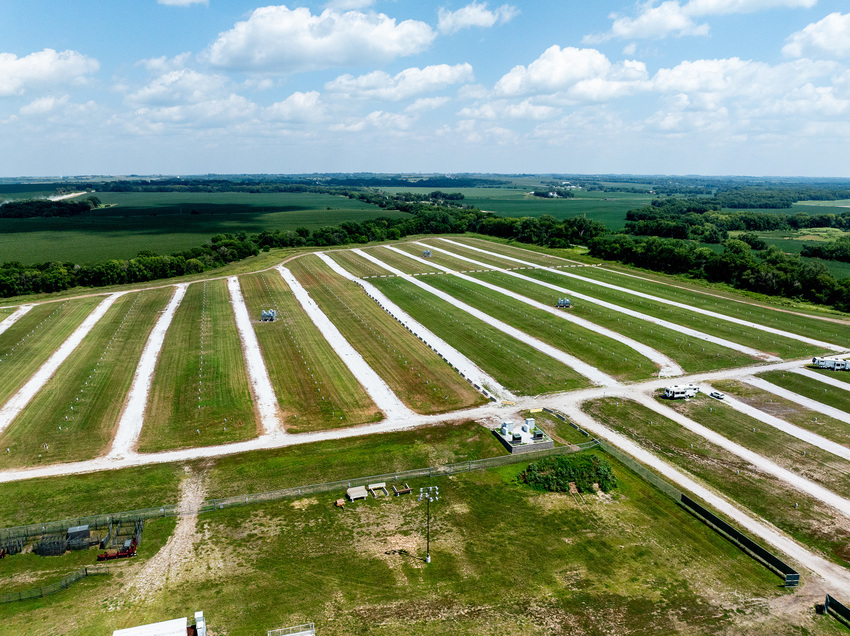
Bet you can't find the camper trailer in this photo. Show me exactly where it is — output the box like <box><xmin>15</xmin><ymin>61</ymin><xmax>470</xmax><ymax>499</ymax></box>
<box><xmin>663</xmin><ymin>384</ymin><xmax>700</xmax><ymax>399</ymax></box>
<box><xmin>812</xmin><ymin>356</ymin><xmax>849</xmax><ymax>371</ymax></box>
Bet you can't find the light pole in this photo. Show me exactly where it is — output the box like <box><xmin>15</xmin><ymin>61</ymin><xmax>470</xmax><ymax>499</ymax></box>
<box><xmin>419</xmin><ymin>486</ymin><xmax>439</xmax><ymax>563</ymax></box>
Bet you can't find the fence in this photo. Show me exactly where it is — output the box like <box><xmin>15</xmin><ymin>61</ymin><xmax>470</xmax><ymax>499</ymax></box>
<box><xmin>825</xmin><ymin>594</ymin><xmax>850</xmax><ymax>627</ymax></box>
<box><xmin>0</xmin><ymin>567</ymin><xmax>109</xmax><ymax>605</ymax></box>
<box><xmin>542</xmin><ymin>407</ymin><xmax>593</xmax><ymax>438</ymax></box>
<box><xmin>268</xmin><ymin>623</ymin><xmax>315</xmax><ymax>636</ymax></box>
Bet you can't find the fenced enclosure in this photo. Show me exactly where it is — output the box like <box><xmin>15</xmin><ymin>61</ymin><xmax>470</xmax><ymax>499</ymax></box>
<box><xmin>0</xmin><ymin>567</ymin><xmax>109</xmax><ymax>605</ymax></box>
<box><xmin>268</xmin><ymin>623</ymin><xmax>316</xmax><ymax>636</ymax></box>
<box><xmin>825</xmin><ymin>594</ymin><xmax>850</xmax><ymax>627</ymax></box>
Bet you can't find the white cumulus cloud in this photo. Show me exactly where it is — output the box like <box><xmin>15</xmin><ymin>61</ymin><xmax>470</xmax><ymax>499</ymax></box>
<box><xmin>19</xmin><ymin>95</ymin><xmax>69</xmax><ymax>116</ymax></box>
<box><xmin>0</xmin><ymin>49</ymin><xmax>99</xmax><ymax>97</ymax></box>
<box><xmin>494</xmin><ymin>46</ymin><xmax>614</xmax><ymax>96</ymax></box>
<box><xmin>206</xmin><ymin>5</ymin><xmax>435</xmax><ymax>73</ymax></box>
<box><xmin>438</xmin><ymin>2</ymin><xmax>519</xmax><ymax>34</ymax></box>
<box><xmin>266</xmin><ymin>91</ymin><xmax>325</xmax><ymax>122</ymax></box>
<box><xmin>325</xmin><ymin>63</ymin><xmax>474</xmax><ymax>100</ymax></box>
<box><xmin>127</xmin><ymin>69</ymin><xmax>230</xmax><ymax>106</ymax></box>
<box><xmin>405</xmin><ymin>96</ymin><xmax>451</xmax><ymax>113</ymax></box>
<box><xmin>783</xmin><ymin>13</ymin><xmax>850</xmax><ymax>59</ymax></box>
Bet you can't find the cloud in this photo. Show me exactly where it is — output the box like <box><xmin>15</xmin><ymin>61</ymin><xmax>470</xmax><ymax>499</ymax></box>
<box><xmin>325</xmin><ymin>63</ymin><xmax>473</xmax><ymax>100</ymax></box>
<box><xmin>494</xmin><ymin>46</ymin><xmax>616</xmax><ymax>96</ymax></box>
<box><xmin>783</xmin><ymin>13</ymin><xmax>850</xmax><ymax>59</ymax></box>
<box><xmin>0</xmin><ymin>49</ymin><xmax>99</xmax><ymax>97</ymax></box>
<box><xmin>206</xmin><ymin>6</ymin><xmax>435</xmax><ymax>73</ymax></box>
<box><xmin>325</xmin><ymin>0</ymin><xmax>373</xmax><ymax>8</ymax></box>
<box><xmin>157</xmin><ymin>0</ymin><xmax>208</xmax><ymax>5</ymax></box>
<box><xmin>266</xmin><ymin>91</ymin><xmax>325</xmax><ymax>122</ymax></box>
<box><xmin>459</xmin><ymin>99</ymin><xmax>559</xmax><ymax>120</ymax></box>
<box><xmin>19</xmin><ymin>95</ymin><xmax>69</xmax><ymax>116</ymax></box>
<box><xmin>586</xmin><ymin>0</ymin><xmax>816</xmax><ymax>42</ymax></box>
<box><xmin>138</xmin><ymin>53</ymin><xmax>192</xmax><ymax>73</ymax></box>
<box><xmin>330</xmin><ymin>110</ymin><xmax>412</xmax><ymax>132</ymax></box>
<box><xmin>128</xmin><ymin>94</ymin><xmax>257</xmax><ymax>133</ymax></box>
<box><xmin>127</xmin><ymin>69</ymin><xmax>230</xmax><ymax>106</ymax></box>
<box><xmin>405</xmin><ymin>96</ymin><xmax>451</xmax><ymax>112</ymax></box>
<box><xmin>437</xmin><ymin>2</ymin><xmax>519</xmax><ymax>34</ymax></box>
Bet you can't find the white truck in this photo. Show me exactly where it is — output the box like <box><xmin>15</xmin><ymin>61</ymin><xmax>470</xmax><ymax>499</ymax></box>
<box><xmin>812</xmin><ymin>356</ymin><xmax>849</xmax><ymax>371</ymax></box>
<box><xmin>663</xmin><ymin>384</ymin><xmax>700</xmax><ymax>399</ymax></box>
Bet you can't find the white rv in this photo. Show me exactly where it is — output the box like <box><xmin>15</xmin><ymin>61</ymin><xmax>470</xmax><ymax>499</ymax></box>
<box><xmin>663</xmin><ymin>384</ymin><xmax>700</xmax><ymax>399</ymax></box>
<box><xmin>812</xmin><ymin>356</ymin><xmax>849</xmax><ymax>371</ymax></box>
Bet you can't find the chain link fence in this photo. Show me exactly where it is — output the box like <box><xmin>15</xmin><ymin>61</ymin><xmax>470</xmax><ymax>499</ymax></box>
<box><xmin>0</xmin><ymin>566</ymin><xmax>109</xmax><ymax>605</ymax></box>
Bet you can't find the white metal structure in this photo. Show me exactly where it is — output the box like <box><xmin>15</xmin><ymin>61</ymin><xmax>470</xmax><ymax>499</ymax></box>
<box><xmin>268</xmin><ymin>623</ymin><xmax>315</xmax><ymax>636</ymax></box>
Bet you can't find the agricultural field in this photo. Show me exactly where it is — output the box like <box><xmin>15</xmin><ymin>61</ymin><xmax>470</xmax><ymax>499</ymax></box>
<box><xmin>434</xmin><ymin>236</ymin><xmax>582</xmax><ymax>267</ymax></box>
<box><xmin>390</xmin><ymin>242</ymin><xmax>481</xmax><ymax>273</ymax></box>
<box><xmin>359</xmin><ymin>245</ymin><xmax>441</xmax><ymax>275</ymax></box>
<box><xmin>0</xmin><ymin>289</ymin><xmax>172</xmax><ymax>468</ymax></box>
<box><xmin>758</xmin><ymin>370</ymin><xmax>850</xmax><ymax>413</ymax></box>
<box><xmin>286</xmin><ymin>255</ymin><xmax>486</xmax><ymax>414</ymax></box>
<box><xmin>583</xmin><ymin>398</ymin><xmax>850</xmax><ymax>566</ymax></box>
<box><xmin>0</xmin><ymin>191</ymin><xmax>401</xmax><ymax>265</ymax></box>
<box><xmin>140</xmin><ymin>280</ymin><xmax>257</xmax><ymax>452</ymax></box>
<box><xmin>0</xmin><ymin>297</ymin><xmax>103</xmax><ymax>408</ymax></box>
<box><xmin>238</xmin><ymin>272</ymin><xmax>380</xmax><ymax>432</ymax></box>
<box><xmin>368</xmin><ymin>276</ymin><xmax>590</xmax><ymax>394</ymax></box>
<box><xmin>324</xmin><ymin>249</ymin><xmax>391</xmax><ymax>279</ymax></box>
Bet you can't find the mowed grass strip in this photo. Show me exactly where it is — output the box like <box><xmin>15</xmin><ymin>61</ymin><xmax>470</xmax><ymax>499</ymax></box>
<box><xmin>325</xmin><ymin>249</ymin><xmax>390</xmax><ymax>278</ymax></box>
<box><xmin>712</xmin><ymin>378</ymin><xmax>850</xmax><ymax>448</ymax></box>
<box><xmin>577</xmin><ymin>266</ymin><xmax>850</xmax><ymax>347</ymax></box>
<box><xmin>523</xmin><ymin>268</ymin><xmax>817</xmax><ymax>359</ymax></box>
<box><xmin>287</xmin><ymin>255</ymin><xmax>485</xmax><ymax>414</ymax></box>
<box><xmin>661</xmin><ymin>394</ymin><xmax>850</xmax><ymax>499</ymax></box>
<box><xmin>760</xmin><ymin>370</ymin><xmax>850</xmax><ymax>413</ymax></box>
<box><xmin>141</xmin><ymin>279</ymin><xmax>257</xmax><ymax>452</ymax></box>
<box><xmin>239</xmin><ymin>272</ymin><xmax>379</xmax><ymax>432</ymax></box>
<box><xmin>0</xmin><ymin>297</ymin><xmax>104</xmax><ymax>408</ymax></box>
<box><xmin>470</xmin><ymin>270</ymin><xmax>745</xmax><ymax>372</ymax></box>
<box><xmin>449</xmin><ymin>236</ymin><xmax>581</xmax><ymax>266</ymax></box>
<box><xmin>419</xmin><ymin>237</ymin><xmax>528</xmax><ymax>269</ymax></box>
<box><xmin>810</xmin><ymin>367</ymin><xmax>850</xmax><ymax>386</ymax></box>
<box><xmin>393</xmin><ymin>241</ymin><xmax>481</xmax><ymax>272</ymax></box>
<box><xmin>370</xmin><ymin>276</ymin><xmax>589</xmax><ymax>395</ymax></box>
<box><xmin>583</xmin><ymin>397</ymin><xmax>850</xmax><ymax>566</ymax></box>
<box><xmin>420</xmin><ymin>273</ymin><xmax>656</xmax><ymax>382</ymax></box>
<box><xmin>361</xmin><ymin>245</ymin><xmax>439</xmax><ymax>275</ymax></box>
<box><xmin>0</xmin><ymin>289</ymin><xmax>173</xmax><ymax>467</ymax></box>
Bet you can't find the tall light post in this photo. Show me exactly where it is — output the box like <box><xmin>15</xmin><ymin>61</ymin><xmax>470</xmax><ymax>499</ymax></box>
<box><xmin>419</xmin><ymin>486</ymin><xmax>439</xmax><ymax>563</ymax></box>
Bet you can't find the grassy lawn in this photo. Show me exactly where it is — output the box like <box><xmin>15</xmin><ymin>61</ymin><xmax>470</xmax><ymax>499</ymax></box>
<box><xmin>0</xmin><ymin>297</ymin><xmax>104</xmax><ymax>408</ymax></box>
<box><xmin>443</xmin><ymin>236</ymin><xmax>583</xmax><ymax>267</ymax></box>
<box><xmin>393</xmin><ymin>241</ymin><xmax>481</xmax><ymax>272</ymax></box>
<box><xmin>417</xmin><ymin>272</ymin><xmax>656</xmax><ymax>382</ymax></box>
<box><xmin>660</xmin><ymin>394</ymin><xmax>850</xmax><ymax>500</ymax></box>
<box><xmin>759</xmin><ymin>370</ymin><xmax>850</xmax><ymax>413</ymax></box>
<box><xmin>470</xmin><ymin>270</ymin><xmax>748</xmax><ymax>372</ymax></box>
<box><xmin>0</xmin><ymin>289</ymin><xmax>172</xmax><ymax>467</ymax></box>
<box><xmin>361</xmin><ymin>245</ymin><xmax>442</xmax><ymax>275</ymax></box>
<box><xmin>712</xmin><ymin>378</ymin><xmax>850</xmax><ymax>448</ymax></box>
<box><xmin>522</xmin><ymin>268</ymin><xmax>818</xmax><ymax>359</ymax></box>
<box><xmin>810</xmin><ymin>367</ymin><xmax>850</xmax><ymax>385</ymax></box>
<box><xmin>583</xmin><ymin>398</ymin><xmax>850</xmax><ymax>567</ymax></box>
<box><xmin>287</xmin><ymin>255</ymin><xmax>485</xmax><ymax>414</ymax></box>
<box><xmin>324</xmin><ymin>249</ymin><xmax>391</xmax><ymax>278</ymax></box>
<box><xmin>140</xmin><ymin>279</ymin><xmax>257</xmax><ymax>452</ymax></box>
<box><xmin>529</xmin><ymin>410</ymin><xmax>593</xmax><ymax>445</ymax></box>
<box><xmin>0</xmin><ymin>446</ymin><xmax>820</xmax><ymax>634</ymax></box>
<box><xmin>239</xmin><ymin>272</ymin><xmax>379</xmax><ymax>432</ymax></box>
<box><xmin>370</xmin><ymin>276</ymin><xmax>589</xmax><ymax>395</ymax></box>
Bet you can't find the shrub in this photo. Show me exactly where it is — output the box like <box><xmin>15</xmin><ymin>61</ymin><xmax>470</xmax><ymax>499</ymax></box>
<box><xmin>520</xmin><ymin>454</ymin><xmax>617</xmax><ymax>494</ymax></box>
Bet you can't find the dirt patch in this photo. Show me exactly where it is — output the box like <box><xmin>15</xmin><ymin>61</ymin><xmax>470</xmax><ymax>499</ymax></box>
<box><xmin>290</xmin><ymin>497</ymin><xmax>319</xmax><ymax>511</ymax></box>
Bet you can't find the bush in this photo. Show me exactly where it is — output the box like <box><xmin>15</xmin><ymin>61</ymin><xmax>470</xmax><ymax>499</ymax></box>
<box><xmin>520</xmin><ymin>454</ymin><xmax>617</xmax><ymax>494</ymax></box>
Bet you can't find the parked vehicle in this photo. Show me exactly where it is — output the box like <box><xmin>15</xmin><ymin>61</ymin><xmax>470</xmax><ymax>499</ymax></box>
<box><xmin>663</xmin><ymin>384</ymin><xmax>699</xmax><ymax>399</ymax></box>
<box><xmin>709</xmin><ymin>391</ymin><xmax>725</xmax><ymax>400</ymax></box>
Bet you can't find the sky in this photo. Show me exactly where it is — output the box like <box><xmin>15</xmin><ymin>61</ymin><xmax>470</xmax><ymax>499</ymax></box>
<box><xmin>1</xmin><ymin>0</ymin><xmax>848</xmax><ymax>177</ymax></box>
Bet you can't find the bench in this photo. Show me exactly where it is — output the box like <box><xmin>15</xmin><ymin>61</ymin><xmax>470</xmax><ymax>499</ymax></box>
<box><xmin>346</xmin><ymin>486</ymin><xmax>369</xmax><ymax>501</ymax></box>
<box><xmin>368</xmin><ymin>482</ymin><xmax>389</xmax><ymax>498</ymax></box>
<box><xmin>392</xmin><ymin>483</ymin><xmax>413</xmax><ymax>496</ymax></box>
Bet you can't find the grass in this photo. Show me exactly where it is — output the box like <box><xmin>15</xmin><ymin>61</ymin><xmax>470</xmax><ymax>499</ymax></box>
<box><xmin>361</xmin><ymin>245</ymin><xmax>442</xmax><ymax>275</ymax></box>
<box><xmin>440</xmin><ymin>236</ymin><xmax>583</xmax><ymax>267</ymax></box>
<box><xmin>759</xmin><ymin>370</ymin><xmax>850</xmax><ymax>414</ymax></box>
<box><xmin>0</xmin><ymin>289</ymin><xmax>173</xmax><ymax>468</ymax></box>
<box><xmin>286</xmin><ymin>255</ymin><xmax>486</xmax><ymax>414</ymax></box>
<box><xmin>0</xmin><ymin>191</ymin><xmax>404</xmax><ymax>264</ymax></box>
<box><xmin>469</xmin><ymin>270</ymin><xmax>748</xmax><ymax>372</ymax></box>
<box><xmin>583</xmin><ymin>397</ymin><xmax>850</xmax><ymax>566</ymax></box>
<box><xmin>0</xmin><ymin>297</ymin><xmax>104</xmax><ymax>408</ymax></box>
<box><xmin>369</xmin><ymin>276</ymin><xmax>589</xmax><ymax>395</ymax></box>
<box><xmin>140</xmin><ymin>279</ymin><xmax>257</xmax><ymax>452</ymax></box>
<box><xmin>0</xmin><ymin>446</ymin><xmax>817</xmax><ymax>634</ymax></box>
<box><xmin>661</xmin><ymin>394</ymin><xmax>850</xmax><ymax>500</ymax></box>
<box><xmin>529</xmin><ymin>410</ymin><xmax>593</xmax><ymax>445</ymax></box>
<box><xmin>238</xmin><ymin>272</ymin><xmax>379</xmax><ymax>432</ymax></box>
<box><xmin>711</xmin><ymin>378</ymin><xmax>850</xmax><ymax>448</ymax></box>
<box><xmin>415</xmin><ymin>271</ymin><xmax>657</xmax><ymax>382</ymax></box>
<box><xmin>324</xmin><ymin>249</ymin><xmax>391</xmax><ymax>278</ymax></box>
<box><xmin>392</xmin><ymin>242</ymin><xmax>480</xmax><ymax>272</ymax></box>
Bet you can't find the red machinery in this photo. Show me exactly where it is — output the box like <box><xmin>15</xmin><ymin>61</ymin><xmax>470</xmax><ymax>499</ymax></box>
<box><xmin>97</xmin><ymin>539</ymin><xmax>137</xmax><ymax>561</ymax></box>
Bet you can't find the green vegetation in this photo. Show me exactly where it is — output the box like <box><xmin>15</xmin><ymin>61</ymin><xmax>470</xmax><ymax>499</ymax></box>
<box><xmin>0</xmin><ymin>289</ymin><xmax>172</xmax><ymax>467</ymax></box>
<box><xmin>530</xmin><ymin>410</ymin><xmax>593</xmax><ymax>445</ymax></box>
<box><xmin>583</xmin><ymin>397</ymin><xmax>850</xmax><ymax>566</ymax></box>
<box><xmin>239</xmin><ymin>272</ymin><xmax>379</xmax><ymax>432</ymax></box>
<box><xmin>427</xmin><ymin>236</ymin><xmax>577</xmax><ymax>268</ymax></box>
<box><xmin>392</xmin><ymin>242</ymin><xmax>477</xmax><ymax>272</ymax></box>
<box><xmin>325</xmin><ymin>249</ymin><xmax>390</xmax><ymax>278</ymax></box>
<box><xmin>469</xmin><ymin>270</ymin><xmax>747</xmax><ymax>372</ymax></box>
<box><xmin>287</xmin><ymin>255</ymin><xmax>485</xmax><ymax>414</ymax></box>
<box><xmin>520</xmin><ymin>453</ymin><xmax>617</xmax><ymax>493</ymax></box>
<box><xmin>416</xmin><ymin>272</ymin><xmax>656</xmax><ymax>382</ymax></box>
<box><xmin>362</xmin><ymin>245</ymin><xmax>439</xmax><ymax>275</ymax></box>
<box><xmin>0</xmin><ymin>297</ymin><xmax>103</xmax><ymax>407</ymax></box>
<box><xmin>370</xmin><ymin>276</ymin><xmax>589</xmax><ymax>395</ymax></box>
<box><xmin>759</xmin><ymin>370</ymin><xmax>850</xmax><ymax>413</ymax></box>
<box><xmin>141</xmin><ymin>279</ymin><xmax>257</xmax><ymax>452</ymax></box>
<box><xmin>661</xmin><ymin>395</ymin><xmax>850</xmax><ymax>499</ymax></box>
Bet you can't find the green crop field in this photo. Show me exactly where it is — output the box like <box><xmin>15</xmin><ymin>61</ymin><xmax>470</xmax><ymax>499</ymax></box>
<box><xmin>370</xmin><ymin>276</ymin><xmax>589</xmax><ymax>394</ymax></box>
<box><xmin>287</xmin><ymin>255</ymin><xmax>486</xmax><ymax>414</ymax></box>
<box><xmin>239</xmin><ymin>272</ymin><xmax>379</xmax><ymax>432</ymax></box>
<box><xmin>0</xmin><ymin>297</ymin><xmax>103</xmax><ymax>408</ymax></box>
<box><xmin>583</xmin><ymin>398</ymin><xmax>850</xmax><ymax>566</ymax></box>
<box><xmin>712</xmin><ymin>378</ymin><xmax>850</xmax><ymax>448</ymax></box>
<box><xmin>0</xmin><ymin>289</ymin><xmax>172</xmax><ymax>468</ymax></box>
<box><xmin>758</xmin><ymin>370</ymin><xmax>850</xmax><ymax>413</ymax></box>
<box><xmin>0</xmin><ymin>191</ymin><xmax>403</xmax><ymax>265</ymax></box>
<box><xmin>140</xmin><ymin>280</ymin><xmax>257</xmax><ymax>452</ymax></box>
<box><xmin>468</xmin><ymin>270</ymin><xmax>747</xmax><ymax>372</ymax></box>
<box><xmin>415</xmin><ymin>272</ymin><xmax>656</xmax><ymax>382</ymax></box>
<box><xmin>661</xmin><ymin>395</ymin><xmax>850</xmax><ymax>499</ymax></box>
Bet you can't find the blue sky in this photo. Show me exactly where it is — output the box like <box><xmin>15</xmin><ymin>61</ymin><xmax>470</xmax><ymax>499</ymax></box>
<box><xmin>1</xmin><ymin>0</ymin><xmax>848</xmax><ymax>176</ymax></box>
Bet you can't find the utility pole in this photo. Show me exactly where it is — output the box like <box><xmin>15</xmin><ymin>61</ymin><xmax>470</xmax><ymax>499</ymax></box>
<box><xmin>419</xmin><ymin>486</ymin><xmax>439</xmax><ymax>564</ymax></box>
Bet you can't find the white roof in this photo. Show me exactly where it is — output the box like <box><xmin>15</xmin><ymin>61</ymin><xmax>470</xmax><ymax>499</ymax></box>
<box><xmin>113</xmin><ymin>617</ymin><xmax>187</xmax><ymax>636</ymax></box>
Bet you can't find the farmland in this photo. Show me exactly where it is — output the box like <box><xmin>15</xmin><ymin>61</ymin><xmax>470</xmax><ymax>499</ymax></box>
<box><xmin>140</xmin><ymin>280</ymin><xmax>257</xmax><ymax>452</ymax></box>
<box><xmin>0</xmin><ymin>289</ymin><xmax>172</xmax><ymax>467</ymax></box>
<box><xmin>238</xmin><ymin>272</ymin><xmax>379</xmax><ymax>432</ymax></box>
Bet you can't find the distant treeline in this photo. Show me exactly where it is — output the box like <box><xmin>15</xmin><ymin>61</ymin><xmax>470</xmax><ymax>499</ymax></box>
<box><xmin>801</xmin><ymin>237</ymin><xmax>850</xmax><ymax>263</ymax></box>
<box><xmin>0</xmin><ymin>197</ymin><xmax>100</xmax><ymax>219</ymax></box>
